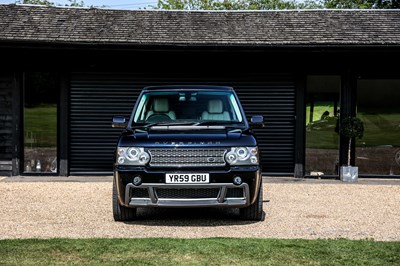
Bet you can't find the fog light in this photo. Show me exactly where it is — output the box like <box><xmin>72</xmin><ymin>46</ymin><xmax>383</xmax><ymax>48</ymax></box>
<box><xmin>133</xmin><ymin>176</ymin><xmax>142</xmax><ymax>186</ymax></box>
<box><xmin>233</xmin><ymin>176</ymin><xmax>242</xmax><ymax>185</ymax></box>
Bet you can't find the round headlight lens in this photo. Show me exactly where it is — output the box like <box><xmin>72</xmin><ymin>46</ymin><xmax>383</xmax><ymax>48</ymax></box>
<box><xmin>139</xmin><ymin>153</ymin><xmax>150</xmax><ymax>164</ymax></box>
<box><xmin>225</xmin><ymin>152</ymin><xmax>237</xmax><ymax>164</ymax></box>
<box><xmin>236</xmin><ymin>147</ymin><xmax>249</xmax><ymax>160</ymax></box>
<box><xmin>249</xmin><ymin>148</ymin><xmax>258</xmax><ymax>156</ymax></box>
<box><xmin>126</xmin><ymin>148</ymin><xmax>140</xmax><ymax>160</ymax></box>
<box><xmin>118</xmin><ymin>148</ymin><xmax>126</xmax><ymax>156</ymax></box>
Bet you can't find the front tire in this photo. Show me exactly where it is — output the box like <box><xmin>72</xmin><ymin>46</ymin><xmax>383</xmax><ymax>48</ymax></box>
<box><xmin>239</xmin><ymin>183</ymin><xmax>264</xmax><ymax>221</ymax></box>
<box><xmin>113</xmin><ymin>177</ymin><xmax>137</xmax><ymax>221</ymax></box>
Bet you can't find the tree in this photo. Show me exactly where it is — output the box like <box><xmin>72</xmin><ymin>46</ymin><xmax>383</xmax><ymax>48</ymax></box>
<box><xmin>155</xmin><ymin>0</ymin><xmax>400</xmax><ymax>9</ymax></box>
<box><xmin>16</xmin><ymin>0</ymin><xmax>54</xmax><ymax>6</ymax></box>
<box><xmin>244</xmin><ymin>0</ymin><xmax>302</xmax><ymax>10</ymax></box>
<box><xmin>339</xmin><ymin>117</ymin><xmax>364</xmax><ymax>166</ymax></box>
<box><xmin>65</xmin><ymin>0</ymin><xmax>85</xmax><ymax>7</ymax></box>
<box><xmin>156</xmin><ymin>0</ymin><xmax>321</xmax><ymax>10</ymax></box>
<box><xmin>156</xmin><ymin>0</ymin><xmax>242</xmax><ymax>10</ymax></box>
<box><xmin>323</xmin><ymin>0</ymin><xmax>400</xmax><ymax>8</ymax></box>
<box><xmin>15</xmin><ymin>0</ymin><xmax>85</xmax><ymax>7</ymax></box>
<box><xmin>245</xmin><ymin>0</ymin><xmax>322</xmax><ymax>9</ymax></box>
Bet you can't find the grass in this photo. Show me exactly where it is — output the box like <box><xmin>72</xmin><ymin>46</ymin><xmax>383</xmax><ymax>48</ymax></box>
<box><xmin>356</xmin><ymin>112</ymin><xmax>400</xmax><ymax>148</ymax></box>
<box><xmin>306</xmin><ymin>104</ymin><xmax>400</xmax><ymax>149</ymax></box>
<box><xmin>24</xmin><ymin>104</ymin><xmax>57</xmax><ymax>148</ymax></box>
<box><xmin>0</xmin><ymin>238</ymin><xmax>399</xmax><ymax>266</ymax></box>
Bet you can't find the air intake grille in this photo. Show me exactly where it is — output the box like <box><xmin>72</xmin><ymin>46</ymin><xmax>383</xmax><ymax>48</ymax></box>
<box><xmin>148</xmin><ymin>148</ymin><xmax>227</xmax><ymax>167</ymax></box>
<box><xmin>156</xmin><ymin>188</ymin><xmax>220</xmax><ymax>199</ymax></box>
<box><xmin>226</xmin><ymin>188</ymin><xmax>244</xmax><ymax>198</ymax></box>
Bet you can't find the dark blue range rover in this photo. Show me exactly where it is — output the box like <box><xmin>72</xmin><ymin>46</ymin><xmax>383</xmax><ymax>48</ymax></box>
<box><xmin>112</xmin><ymin>86</ymin><xmax>264</xmax><ymax>221</ymax></box>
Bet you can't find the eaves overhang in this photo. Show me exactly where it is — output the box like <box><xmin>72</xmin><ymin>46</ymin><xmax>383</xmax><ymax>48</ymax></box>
<box><xmin>1</xmin><ymin>38</ymin><xmax>400</xmax><ymax>52</ymax></box>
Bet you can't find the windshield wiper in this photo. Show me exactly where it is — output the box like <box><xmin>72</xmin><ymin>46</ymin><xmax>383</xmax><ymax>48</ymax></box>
<box><xmin>154</xmin><ymin>121</ymin><xmax>200</xmax><ymax>126</ymax></box>
<box><xmin>132</xmin><ymin>121</ymin><xmax>199</xmax><ymax>129</ymax></box>
<box><xmin>194</xmin><ymin>121</ymin><xmax>238</xmax><ymax>126</ymax></box>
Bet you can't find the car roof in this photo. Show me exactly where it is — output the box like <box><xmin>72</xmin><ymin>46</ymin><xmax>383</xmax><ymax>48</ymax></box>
<box><xmin>142</xmin><ymin>85</ymin><xmax>234</xmax><ymax>92</ymax></box>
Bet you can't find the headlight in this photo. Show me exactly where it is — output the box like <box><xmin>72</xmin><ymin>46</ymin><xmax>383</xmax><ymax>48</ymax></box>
<box><xmin>116</xmin><ymin>147</ymin><xmax>150</xmax><ymax>166</ymax></box>
<box><xmin>225</xmin><ymin>147</ymin><xmax>259</xmax><ymax>165</ymax></box>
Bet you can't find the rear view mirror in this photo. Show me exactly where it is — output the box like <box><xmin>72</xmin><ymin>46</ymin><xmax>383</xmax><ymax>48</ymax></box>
<box><xmin>250</xmin><ymin>115</ymin><xmax>265</xmax><ymax>129</ymax></box>
<box><xmin>112</xmin><ymin>116</ymin><xmax>126</xmax><ymax>128</ymax></box>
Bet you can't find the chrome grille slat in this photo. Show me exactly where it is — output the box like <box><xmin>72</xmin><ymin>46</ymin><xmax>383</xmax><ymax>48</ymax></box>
<box><xmin>148</xmin><ymin>148</ymin><xmax>227</xmax><ymax>167</ymax></box>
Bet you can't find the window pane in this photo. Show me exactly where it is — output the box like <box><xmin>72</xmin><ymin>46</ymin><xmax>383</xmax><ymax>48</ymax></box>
<box><xmin>23</xmin><ymin>73</ymin><xmax>58</xmax><ymax>173</ymax></box>
<box><xmin>306</xmin><ymin>76</ymin><xmax>340</xmax><ymax>176</ymax></box>
<box><xmin>356</xmin><ymin>80</ymin><xmax>400</xmax><ymax>175</ymax></box>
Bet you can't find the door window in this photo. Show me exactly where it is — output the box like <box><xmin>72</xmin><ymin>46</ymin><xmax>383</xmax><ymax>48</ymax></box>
<box><xmin>306</xmin><ymin>76</ymin><xmax>340</xmax><ymax>176</ymax></box>
<box><xmin>23</xmin><ymin>73</ymin><xmax>58</xmax><ymax>174</ymax></box>
<box><xmin>356</xmin><ymin>79</ymin><xmax>400</xmax><ymax>175</ymax></box>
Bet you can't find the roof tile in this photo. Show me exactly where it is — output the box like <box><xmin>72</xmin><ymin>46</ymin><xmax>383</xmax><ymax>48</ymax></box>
<box><xmin>1</xmin><ymin>4</ymin><xmax>400</xmax><ymax>46</ymax></box>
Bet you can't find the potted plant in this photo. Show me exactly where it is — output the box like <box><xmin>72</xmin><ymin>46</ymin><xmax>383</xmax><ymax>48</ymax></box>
<box><xmin>339</xmin><ymin>116</ymin><xmax>364</xmax><ymax>181</ymax></box>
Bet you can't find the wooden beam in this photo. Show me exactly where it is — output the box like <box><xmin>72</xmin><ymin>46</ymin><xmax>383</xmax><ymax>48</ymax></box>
<box><xmin>294</xmin><ymin>74</ymin><xmax>306</xmax><ymax>178</ymax></box>
<box><xmin>12</xmin><ymin>72</ymin><xmax>21</xmax><ymax>176</ymax></box>
<box><xmin>59</xmin><ymin>73</ymin><xmax>69</xmax><ymax>176</ymax></box>
<box><xmin>339</xmin><ymin>70</ymin><xmax>357</xmax><ymax>168</ymax></box>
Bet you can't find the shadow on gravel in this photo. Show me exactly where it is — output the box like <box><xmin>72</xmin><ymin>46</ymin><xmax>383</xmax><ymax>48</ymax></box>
<box><xmin>123</xmin><ymin>208</ymin><xmax>266</xmax><ymax>226</ymax></box>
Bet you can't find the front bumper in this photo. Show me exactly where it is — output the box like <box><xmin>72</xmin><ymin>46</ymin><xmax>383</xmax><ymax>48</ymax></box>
<box><xmin>125</xmin><ymin>183</ymin><xmax>250</xmax><ymax>207</ymax></box>
<box><xmin>115</xmin><ymin>166</ymin><xmax>261</xmax><ymax>208</ymax></box>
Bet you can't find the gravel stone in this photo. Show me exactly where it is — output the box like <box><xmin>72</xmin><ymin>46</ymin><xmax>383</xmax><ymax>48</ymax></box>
<box><xmin>0</xmin><ymin>181</ymin><xmax>399</xmax><ymax>240</ymax></box>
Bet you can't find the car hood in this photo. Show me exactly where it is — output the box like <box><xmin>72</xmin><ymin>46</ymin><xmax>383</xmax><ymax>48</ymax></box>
<box><xmin>118</xmin><ymin>130</ymin><xmax>257</xmax><ymax>148</ymax></box>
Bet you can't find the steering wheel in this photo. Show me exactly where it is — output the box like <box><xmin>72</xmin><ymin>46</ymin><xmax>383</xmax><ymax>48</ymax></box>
<box><xmin>146</xmin><ymin>114</ymin><xmax>172</xmax><ymax>123</ymax></box>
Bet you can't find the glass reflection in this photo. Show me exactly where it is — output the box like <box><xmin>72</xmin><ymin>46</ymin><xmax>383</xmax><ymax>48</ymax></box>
<box><xmin>23</xmin><ymin>73</ymin><xmax>58</xmax><ymax>174</ymax></box>
<box><xmin>305</xmin><ymin>76</ymin><xmax>340</xmax><ymax>176</ymax></box>
<box><xmin>356</xmin><ymin>80</ymin><xmax>400</xmax><ymax>175</ymax></box>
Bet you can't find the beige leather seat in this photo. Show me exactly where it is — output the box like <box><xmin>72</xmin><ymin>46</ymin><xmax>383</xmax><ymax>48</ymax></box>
<box><xmin>201</xmin><ymin>99</ymin><xmax>230</xmax><ymax>121</ymax></box>
<box><xmin>146</xmin><ymin>98</ymin><xmax>176</xmax><ymax>120</ymax></box>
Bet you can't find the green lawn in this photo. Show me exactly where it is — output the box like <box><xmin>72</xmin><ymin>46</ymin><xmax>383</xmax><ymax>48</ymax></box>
<box><xmin>356</xmin><ymin>112</ymin><xmax>400</xmax><ymax>148</ymax></box>
<box><xmin>0</xmin><ymin>238</ymin><xmax>399</xmax><ymax>265</ymax></box>
<box><xmin>24</xmin><ymin>104</ymin><xmax>57</xmax><ymax>148</ymax></box>
<box><xmin>306</xmin><ymin>104</ymin><xmax>400</xmax><ymax>149</ymax></box>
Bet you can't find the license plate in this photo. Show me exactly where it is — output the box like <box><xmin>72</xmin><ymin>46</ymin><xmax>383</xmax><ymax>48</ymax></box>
<box><xmin>165</xmin><ymin>173</ymin><xmax>209</xmax><ymax>184</ymax></box>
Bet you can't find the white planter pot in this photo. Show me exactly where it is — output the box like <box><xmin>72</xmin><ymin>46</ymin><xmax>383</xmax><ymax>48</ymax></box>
<box><xmin>340</xmin><ymin>166</ymin><xmax>358</xmax><ymax>182</ymax></box>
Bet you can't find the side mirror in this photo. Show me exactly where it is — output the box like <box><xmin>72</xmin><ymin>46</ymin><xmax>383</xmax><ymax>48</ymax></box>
<box><xmin>112</xmin><ymin>116</ymin><xmax>126</xmax><ymax>128</ymax></box>
<box><xmin>250</xmin><ymin>115</ymin><xmax>264</xmax><ymax>129</ymax></box>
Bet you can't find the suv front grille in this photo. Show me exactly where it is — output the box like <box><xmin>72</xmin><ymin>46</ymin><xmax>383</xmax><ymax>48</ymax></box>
<box><xmin>148</xmin><ymin>148</ymin><xmax>227</xmax><ymax>167</ymax></box>
<box><xmin>155</xmin><ymin>188</ymin><xmax>220</xmax><ymax>199</ymax></box>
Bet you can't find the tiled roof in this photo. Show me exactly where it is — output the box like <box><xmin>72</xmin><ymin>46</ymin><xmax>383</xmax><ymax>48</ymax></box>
<box><xmin>1</xmin><ymin>4</ymin><xmax>400</xmax><ymax>46</ymax></box>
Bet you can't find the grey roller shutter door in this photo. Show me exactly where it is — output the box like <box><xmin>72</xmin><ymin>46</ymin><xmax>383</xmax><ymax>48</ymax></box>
<box><xmin>70</xmin><ymin>74</ymin><xmax>141</xmax><ymax>174</ymax></box>
<box><xmin>69</xmin><ymin>73</ymin><xmax>295</xmax><ymax>175</ymax></box>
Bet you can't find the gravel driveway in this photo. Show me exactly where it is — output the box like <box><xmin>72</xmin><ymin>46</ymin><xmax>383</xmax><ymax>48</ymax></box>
<box><xmin>1</xmin><ymin>178</ymin><xmax>399</xmax><ymax>241</ymax></box>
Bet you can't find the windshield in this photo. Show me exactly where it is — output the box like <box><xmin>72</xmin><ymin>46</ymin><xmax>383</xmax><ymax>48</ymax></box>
<box><xmin>133</xmin><ymin>90</ymin><xmax>244</xmax><ymax>125</ymax></box>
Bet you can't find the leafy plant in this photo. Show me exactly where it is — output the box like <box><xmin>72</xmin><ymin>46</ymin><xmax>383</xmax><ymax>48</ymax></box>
<box><xmin>339</xmin><ymin>117</ymin><xmax>364</xmax><ymax>166</ymax></box>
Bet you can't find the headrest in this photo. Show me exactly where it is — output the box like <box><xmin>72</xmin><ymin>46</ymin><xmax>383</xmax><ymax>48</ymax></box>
<box><xmin>208</xmin><ymin>99</ymin><xmax>223</xmax><ymax>114</ymax></box>
<box><xmin>153</xmin><ymin>98</ymin><xmax>170</xmax><ymax>113</ymax></box>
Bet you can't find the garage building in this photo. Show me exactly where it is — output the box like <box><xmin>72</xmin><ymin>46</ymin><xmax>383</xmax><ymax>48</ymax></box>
<box><xmin>0</xmin><ymin>4</ymin><xmax>399</xmax><ymax>178</ymax></box>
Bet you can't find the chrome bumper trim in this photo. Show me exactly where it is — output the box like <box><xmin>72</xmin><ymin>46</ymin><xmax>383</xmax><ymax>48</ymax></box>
<box><xmin>125</xmin><ymin>183</ymin><xmax>250</xmax><ymax>208</ymax></box>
